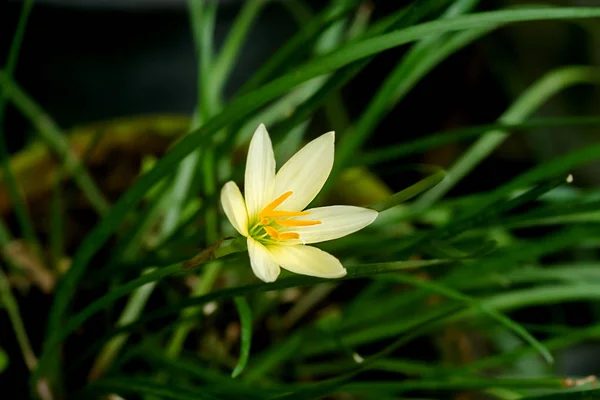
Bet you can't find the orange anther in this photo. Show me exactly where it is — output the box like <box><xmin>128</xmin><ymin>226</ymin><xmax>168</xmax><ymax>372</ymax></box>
<box><xmin>279</xmin><ymin>232</ymin><xmax>300</xmax><ymax>240</ymax></box>
<box><xmin>275</xmin><ymin>219</ymin><xmax>321</xmax><ymax>227</ymax></box>
<box><xmin>261</xmin><ymin>210</ymin><xmax>310</xmax><ymax>218</ymax></box>
<box><xmin>259</xmin><ymin>191</ymin><xmax>293</xmax><ymax>218</ymax></box>
<box><xmin>263</xmin><ymin>226</ymin><xmax>280</xmax><ymax>239</ymax></box>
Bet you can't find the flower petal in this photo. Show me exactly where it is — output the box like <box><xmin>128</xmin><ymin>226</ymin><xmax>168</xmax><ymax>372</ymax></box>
<box><xmin>281</xmin><ymin>206</ymin><xmax>377</xmax><ymax>244</ymax></box>
<box><xmin>267</xmin><ymin>244</ymin><xmax>346</xmax><ymax>278</ymax></box>
<box><xmin>247</xmin><ymin>238</ymin><xmax>280</xmax><ymax>282</ymax></box>
<box><xmin>220</xmin><ymin>181</ymin><xmax>249</xmax><ymax>236</ymax></box>
<box><xmin>245</xmin><ymin>124</ymin><xmax>276</xmax><ymax>221</ymax></box>
<box><xmin>273</xmin><ymin>132</ymin><xmax>334</xmax><ymax>211</ymax></box>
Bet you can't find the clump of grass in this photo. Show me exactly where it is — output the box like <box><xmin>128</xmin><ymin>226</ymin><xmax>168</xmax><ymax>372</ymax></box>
<box><xmin>2</xmin><ymin>1</ymin><xmax>600</xmax><ymax>399</ymax></box>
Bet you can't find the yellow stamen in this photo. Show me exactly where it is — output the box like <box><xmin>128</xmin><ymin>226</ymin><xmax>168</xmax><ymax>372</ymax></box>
<box><xmin>263</xmin><ymin>226</ymin><xmax>280</xmax><ymax>240</ymax></box>
<box><xmin>261</xmin><ymin>210</ymin><xmax>310</xmax><ymax>218</ymax></box>
<box><xmin>259</xmin><ymin>191</ymin><xmax>293</xmax><ymax>218</ymax></box>
<box><xmin>275</xmin><ymin>219</ymin><xmax>321</xmax><ymax>227</ymax></box>
<box><xmin>279</xmin><ymin>232</ymin><xmax>300</xmax><ymax>240</ymax></box>
<box><xmin>263</xmin><ymin>226</ymin><xmax>300</xmax><ymax>241</ymax></box>
<box><xmin>257</xmin><ymin>191</ymin><xmax>320</xmax><ymax>235</ymax></box>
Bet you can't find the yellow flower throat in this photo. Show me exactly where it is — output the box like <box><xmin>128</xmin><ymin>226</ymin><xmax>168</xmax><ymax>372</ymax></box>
<box><xmin>250</xmin><ymin>191</ymin><xmax>321</xmax><ymax>242</ymax></box>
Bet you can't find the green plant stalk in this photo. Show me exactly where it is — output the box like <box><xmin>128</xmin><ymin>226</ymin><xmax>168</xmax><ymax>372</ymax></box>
<box><xmin>38</xmin><ymin>7</ymin><xmax>600</xmax><ymax>381</ymax></box>
<box><xmin>416</xmin><ymin>65</ymin><xmax>600</xmax><ymax>208</ymax></box>
<box><xmin>0</xmin><ymin>73</ymin><xmax>109</xmax><ymax>215</ymax></box>
<box><xmin>0</xmin><ymin>0</ymin><xmax>40</xmax><ymax>253</ymax></box>
<box><xmin>196</xmin><ymin>0</ymin><xmax>219</xmax><ymax>118</ymax></box>
<box><xmin>287</xmin><ymin>0</ymin><xmax>353</xmax><ymax>134</ymax></box>
<box><xmin>201</xmin><ymin>148</ymin><xmax>219</xmax><ymax>246</ymax></box>
<box><xmin>0</xmin><ymin>268</ymin><xmax>37</xmax><ymax>370</ymax></box>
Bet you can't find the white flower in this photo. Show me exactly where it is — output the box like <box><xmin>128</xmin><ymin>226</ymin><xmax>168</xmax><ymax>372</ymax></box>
<box><xmin>220</xmin><ymin>124</ymin><xmax>378</xmax><ymax>282</ymax></box>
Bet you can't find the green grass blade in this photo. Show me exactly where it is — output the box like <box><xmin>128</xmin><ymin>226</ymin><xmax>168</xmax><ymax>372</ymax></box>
<box><xmin>212</xmin><ymin>0</ymin><xmax>266</xmax><ymax>96</ymax></box>
<box><xmin>360</xmin><ymin>116</ymin><xmax>600</xmax><ymax>165</ymax></box>
<box><xmin>521</xmin><ymin>390</ymin><xmax>600</xmax><ymax>400</ymax></box>
<box><xmin>0</xmin><ymin>347</ymin><xmax>7</xmax><ymax>374</ymax></box>
<box><xmin>0</xmin><ymin>73</ymin><xmax>110</xmax><ymax>215</ymax></box>
<box><xmin>0</xmin><ymin>0</ymin><xmax>39</xmax><ymax>251</ymax></box>
<box><xmin>371</xmin><ymin>168</ymin><xmax>446</xmax><ymax>212</ymax></box>
<box><xmin>416</xmin><ymin>65</ymin><xmax>600</xmax><ymax>208</ymax></box>
<box><xmin>379</xmin><ymin>274</ymin><xmax>552</xmax><ymax>363</ymax></box>
<box><xmin>231</xmin><ymin>297</ymin><xmax>252</xmax><ymax>378</ymax></box>
<box><xmin>462</xmin><ymin>322</ymin><xmax>600</xmax><ymax>376</ymax></box>
<box><xmin>87</xmin><ymin>268</ymin><xmax>158</xmax><ymax>380</ymax></box>
<box><xmin>340</xmin><ymin>378</ymin><xmax>567</xmax><ymax>395</ymax></box>
<box><xmin>496</xmin><ymin>142</ymin><xmax>600</xmax><ymax>196</ymax></box>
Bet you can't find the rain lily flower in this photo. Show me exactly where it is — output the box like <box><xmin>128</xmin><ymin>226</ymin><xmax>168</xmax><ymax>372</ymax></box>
<box><xmin>220</xmin><ymin>124</ymin><xmax>378</xmax><ymax>282</ymax></box>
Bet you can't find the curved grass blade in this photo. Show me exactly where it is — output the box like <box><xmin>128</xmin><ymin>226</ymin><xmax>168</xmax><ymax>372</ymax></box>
<box><xmin>301</xmin><ymin>226</ymin><xmax>600</xmax><ymax>357</ymax></box>
<box><xmin>360</xmin><ymin>116</ymin><xmax>600</xmax><ymax>166</ymax></box>
<box><xmin>461</xmin><ymin>322</ymin><xmax>600</xmax><ymax>377</ymax></box>
<box><xmin>0</xmin><ymin>73</ymin><xmax>110</xmax><ymax>215</ymax></box>
<box><xmin>231</xmin><ymin>297</ymin><xmax>252</xmax><ymax>378</ymax></box>
<box><xmin>339</xmin><ymin>377</ymin><xmax>567</xmax><ymax>396</ymax></box>
<box><xmin>521</xmin><ymin>389</ymin><xmax>600</xmax><ymax>400</ymax></box>
<box><xmin>416</xmin><ymin>65</ymin><xmax>600</xmax><ymax>208</ymax></box>
<box><xmin>0</xmin><ymin>0</ymin><xmax>38</xmax><ymax>251</ymax></box>
<box><xmin>370</xmin><ymin>167</ymin><xmax>445</xmax><ymax>212</ymax></box>
<box><xmin>387</xmin><ymin>175</ymin><xmax>571</xmax><ymax>255</ymax></box>
<box><xmin>276</xmin><ymin>304</ymin><xmax>465</xmax><ymax>400</ymax></box>
<box><xmin>379</xmin><ymin>273</ymin><xmax>553</xmax><ymax>363</ymax></box>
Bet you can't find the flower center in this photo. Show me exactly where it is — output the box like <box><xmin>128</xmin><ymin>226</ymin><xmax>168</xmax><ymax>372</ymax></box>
<box><xmin>249</xmin><ymin>191</ymin><xmax>321</xmax><ymax>243</ymax></box>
